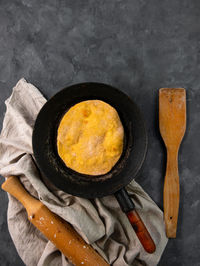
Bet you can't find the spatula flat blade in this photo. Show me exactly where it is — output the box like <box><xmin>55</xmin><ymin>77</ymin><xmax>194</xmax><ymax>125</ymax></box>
<box><xmin>159</xmin><ymin>88</ymin><xmax>186</xmax><ymax>149</ymax></box>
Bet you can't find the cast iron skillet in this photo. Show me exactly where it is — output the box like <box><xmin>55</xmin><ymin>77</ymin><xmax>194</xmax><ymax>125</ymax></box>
<box><xmin>32</xmin><ymin>83</ymin><xmax>156</xmax><ymax>253</ymax></box>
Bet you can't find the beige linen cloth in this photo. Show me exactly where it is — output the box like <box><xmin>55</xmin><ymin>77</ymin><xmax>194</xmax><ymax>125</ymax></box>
<box><xmin>0</xmin><ymin>79</ymin><xmax>168</xmax><ymax>266</ymax></box>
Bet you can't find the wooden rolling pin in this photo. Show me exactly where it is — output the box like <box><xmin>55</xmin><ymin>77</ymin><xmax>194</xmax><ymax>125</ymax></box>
<box><xmin>1</xmin><ymin>176</ymin><xmax>109</xmax><ymax>266</ymax></box>
<box><xmin>159</xmin><ymin>88</ymin><xmax>186</xmax><ymax>238</ymax></box>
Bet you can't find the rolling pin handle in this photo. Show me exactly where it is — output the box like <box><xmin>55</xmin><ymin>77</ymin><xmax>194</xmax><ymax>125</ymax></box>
<box><xmin>1</xmin><ymin>176</ymin><xmax>39</xmax><ymax>210</ymax></box>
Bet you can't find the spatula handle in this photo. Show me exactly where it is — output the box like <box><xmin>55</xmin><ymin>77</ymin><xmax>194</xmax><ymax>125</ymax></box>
<box><xmin>164</xmin><ymin>149</ymin><xmax>180</xmax><ymax>238</ymax></box>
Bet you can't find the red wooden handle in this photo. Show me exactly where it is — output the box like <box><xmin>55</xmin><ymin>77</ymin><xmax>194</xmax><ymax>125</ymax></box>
<box><xmin>127</xmin><ymin>210</ymin><xmax>156</xmax><ymax>253</ymax></box>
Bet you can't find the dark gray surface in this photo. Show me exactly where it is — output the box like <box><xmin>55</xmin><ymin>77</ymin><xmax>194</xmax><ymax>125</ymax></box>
<box><xmin>0</xmin><ymin>0</ymin><xmax>200</xmax><ymax>265</ymax></box>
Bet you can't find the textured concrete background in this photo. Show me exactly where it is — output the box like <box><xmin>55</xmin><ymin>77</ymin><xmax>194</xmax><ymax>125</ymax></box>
<box><xmin>0</xmin><ymin>0</ymin><xmax>200</xmax><ymax>265</ymax></box>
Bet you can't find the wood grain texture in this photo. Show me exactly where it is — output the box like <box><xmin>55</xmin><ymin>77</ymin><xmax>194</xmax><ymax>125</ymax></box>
<box><xmin>159</xmin><ymin>88</ymin><xmax>186</xmax><ymax>238</ymax></box>
<box><xmin>126</xmin><ymin>210</ymin><xmax>156</xmax><ymax>253</ymax></box>
<box><xmin>1</xmin><ymin>176</ymin><xmax>109</xmax><ymax>266</ymax></box>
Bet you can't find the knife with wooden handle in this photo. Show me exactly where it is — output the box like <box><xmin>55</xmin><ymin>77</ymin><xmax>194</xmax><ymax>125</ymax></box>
<box><xmin>159</xmin><ymin>88</ymin><xmax>186</xmax><ymax>238</ymax></box>
<box><xmin>2</xmin><ymin>176</ymin><xmax>109</xmax><ymax>266</ymax></box>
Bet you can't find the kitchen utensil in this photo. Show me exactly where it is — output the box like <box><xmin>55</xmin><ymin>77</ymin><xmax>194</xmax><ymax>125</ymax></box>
<box><xmin>159</xmin><ymin>88</ymin><xmax>186</xmax><ymax>238</ymax></box>
<box><xmin>32</xmin><ymin>82</ymin><xmax>156</xmax><ymax>253</ymax></box>
<box><xmin>2</xmin><ymin>176</ymin><xmax>109</xmax><ymax>266</ymax></box>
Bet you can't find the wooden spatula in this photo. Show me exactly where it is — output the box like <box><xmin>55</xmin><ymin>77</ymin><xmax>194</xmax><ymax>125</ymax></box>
<box><xmin>159</xmin><ymin>88</ymin><xmax>186</xmax><ymax>238</ymax></box>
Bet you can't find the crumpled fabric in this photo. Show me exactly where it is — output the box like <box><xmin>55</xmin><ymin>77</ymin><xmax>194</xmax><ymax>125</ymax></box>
<box><xmin>0</xmin><ymin>78</ymin><xmax>168</xmax><ymax>266</ymax></box>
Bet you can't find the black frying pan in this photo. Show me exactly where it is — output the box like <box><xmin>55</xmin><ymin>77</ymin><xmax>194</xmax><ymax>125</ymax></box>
<box><xmin>32</xmin><ymin>83</ymin><xmax>156</xmax><ymax>253</ymax></box>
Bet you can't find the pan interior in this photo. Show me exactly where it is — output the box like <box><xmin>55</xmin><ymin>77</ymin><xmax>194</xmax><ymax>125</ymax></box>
<box><xmin>32</xmin><ymin>83</ymin><xmax>147</xmax><ymax>198</ymax></box>
<box><xmin>54</xmin><ymin>100</ymin><xmax>130</xmax><ymax>181</ymax></box>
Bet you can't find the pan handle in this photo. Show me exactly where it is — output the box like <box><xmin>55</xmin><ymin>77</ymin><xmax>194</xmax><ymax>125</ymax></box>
<box><xmin>114</xmin><ymin>188</ymin><xmax>156</xmax><ymax>253</ymax></box>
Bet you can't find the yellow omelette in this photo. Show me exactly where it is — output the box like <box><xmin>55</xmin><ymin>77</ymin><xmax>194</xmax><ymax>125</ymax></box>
<box><xmin>57</xmin><ymin>100</ymin><xmax>124</xmax><ymax>175</ymax></box>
